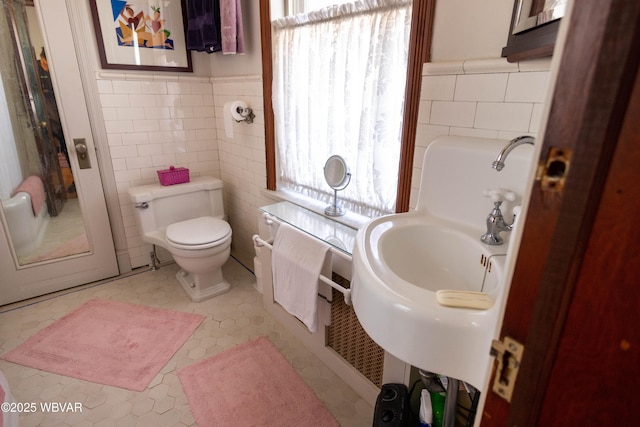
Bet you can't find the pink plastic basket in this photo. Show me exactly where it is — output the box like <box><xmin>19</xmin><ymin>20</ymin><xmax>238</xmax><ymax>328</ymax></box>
<box><xmin>157</xmin><ymin>166</ymin><xmax>190</xmax><ymax>186</ymax></box>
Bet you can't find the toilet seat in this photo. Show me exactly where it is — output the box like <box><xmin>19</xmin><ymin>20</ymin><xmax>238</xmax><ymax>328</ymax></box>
<box><xmin>166</xmin><ymin>217</ymin><xmax>231</xmax><ymax>250</ymax></box>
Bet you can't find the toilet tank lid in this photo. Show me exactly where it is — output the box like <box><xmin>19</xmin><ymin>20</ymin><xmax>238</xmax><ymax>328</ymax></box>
<box><xmin>128</xmin><ymin>176</ymin><xmax>223</xmax><ymax>203</ymax></box>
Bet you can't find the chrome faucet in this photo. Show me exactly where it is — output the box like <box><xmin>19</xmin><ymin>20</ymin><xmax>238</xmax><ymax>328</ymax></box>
<box><xmin>481</xmin><ymin>137</ymin><xmax>533</xmax><ymax>245</ymax></box>
<box><xmin>480</xmin><ymin>189</ymin><xmax>517</xmax><ymax>246</ymax></box>
<box><xmin>481</xmin><ymin>202</ymin><xmax>513</xmax><ymax>245</ymax></box>
<box><xmin>492</xmin><ymin>135</ymin><xmax>535</xmax><ymax>171</ymax></box>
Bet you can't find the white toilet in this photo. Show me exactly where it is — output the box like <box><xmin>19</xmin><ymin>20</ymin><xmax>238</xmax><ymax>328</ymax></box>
<box><xmin>128</xmin><ymin>176</ymin><xmax>232</xmax><ymax>302</ymax></box>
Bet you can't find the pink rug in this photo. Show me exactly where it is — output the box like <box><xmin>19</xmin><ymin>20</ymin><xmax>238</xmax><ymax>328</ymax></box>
<box><xmin>23</xmin><ymin>233</ymin><xmax>90</xmax><ymax>264</ymax></box>
<box><xmin>2</xmin><ymin>299</ymin><xmax>204</xmax><ymax>391</ymax></box>
<box><xmin>178</xmin><ymin>336</ymin><xmax>339</xmax><ymax>427</ymax></box>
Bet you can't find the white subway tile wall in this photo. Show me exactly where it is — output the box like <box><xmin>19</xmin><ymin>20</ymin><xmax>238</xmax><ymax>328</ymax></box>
<box><xmin>211</xmin><ymin>76</ymin><xmax>272</xmax><ymax>269</ymax></box>
<box><xmin>411</xmin><ymin>63</ymin><xmax>550</xmax><ymax>208</ymax></box>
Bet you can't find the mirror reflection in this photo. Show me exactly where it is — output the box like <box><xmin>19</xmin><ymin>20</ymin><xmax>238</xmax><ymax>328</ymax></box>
<box><xmin>513</xmin><ymin>0</ymin><xmax>567</xmax><ymax>34</ymax></box>
<box><xmin>1</xmin><ymin>0</ymin><xmax>88</xmax><ymax>265</ymax></box>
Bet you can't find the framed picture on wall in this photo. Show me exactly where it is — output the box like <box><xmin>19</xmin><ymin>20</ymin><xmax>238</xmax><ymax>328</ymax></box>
<box><xmin>89</xmin><ymin>0</ymin><xmax>192</xmax><ymax>72</ymax></box>
<box><xmin>501</xmin><ymin>0</ymin><xmax>566</xmax><ymax>62</ymax></box>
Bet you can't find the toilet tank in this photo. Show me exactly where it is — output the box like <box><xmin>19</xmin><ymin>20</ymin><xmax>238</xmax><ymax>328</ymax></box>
<box><xmin>128</xmin><ymin>176</ymin><xmax>225</xmax><ymax>235</ymax></box>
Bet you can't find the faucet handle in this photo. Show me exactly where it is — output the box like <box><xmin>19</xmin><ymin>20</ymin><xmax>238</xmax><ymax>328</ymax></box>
<box><xmin>483</xmin><ymin>188</ymin><xmax>516</xmax><ymax>202</ymax></box>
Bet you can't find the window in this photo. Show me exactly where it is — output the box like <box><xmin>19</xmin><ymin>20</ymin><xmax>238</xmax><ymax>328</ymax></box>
<box><xmin>271</xmin><ymin>0</ymin><xmax>412</xmax><ymax>217</ymax></box>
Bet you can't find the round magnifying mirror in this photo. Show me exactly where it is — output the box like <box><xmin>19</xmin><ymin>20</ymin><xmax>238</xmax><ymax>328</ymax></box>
<box><xmin>324</xmin><ymin>155</ymin><xmax>351</xmax><ymax>216</ymax></box>
<box><xmin>324</xmin><ymin>155</ymin><xmax>350</xmax><ymax>190</ymax></box>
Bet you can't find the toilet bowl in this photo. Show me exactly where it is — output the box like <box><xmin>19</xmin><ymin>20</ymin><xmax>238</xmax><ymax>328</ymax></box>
<box><xmin>128</xmin><ymin>176</ymin><xmax>233</xmax><ymax>302</ymax></box>
<box><xmin>166</xmin><ymin>216</ymin><xmax>232</xmax><ymax>301</ymax></box>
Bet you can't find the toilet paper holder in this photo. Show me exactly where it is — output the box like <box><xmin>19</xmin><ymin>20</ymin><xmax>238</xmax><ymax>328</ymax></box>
<box><xmin>233</xmin><ymin>104</ymin><xmax>255</xmax><ymax>124</ymax></box>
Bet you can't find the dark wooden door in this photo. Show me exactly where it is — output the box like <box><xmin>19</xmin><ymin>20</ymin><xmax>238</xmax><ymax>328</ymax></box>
<box><xmin>481</xmin><ymin>0</ymin><xmax>640</xmax><ymax>425</ymax></box>
<box><xmin>537</xmin><ymin>66</ymin><xmax>640</xmax><ymax>424</ymax></box>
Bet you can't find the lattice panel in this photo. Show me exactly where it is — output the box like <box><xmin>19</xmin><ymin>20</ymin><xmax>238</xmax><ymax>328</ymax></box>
<box><xmin>327</xmin><ymin>274</ymin><xmax>384</xmax><ymax>387</ymax></box>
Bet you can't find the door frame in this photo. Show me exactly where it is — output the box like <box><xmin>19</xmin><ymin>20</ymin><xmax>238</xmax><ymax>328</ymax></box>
<box><xmin>482</xmin><ymin>0</ymin><xmax>640</xmax><ymax>424</ymax></box>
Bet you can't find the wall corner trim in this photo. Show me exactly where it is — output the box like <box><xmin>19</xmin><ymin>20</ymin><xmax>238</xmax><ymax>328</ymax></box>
<box><xmin>423</xmin><ymin>57</ymin><xmax>551</xmax><ymax>76</ymax></box>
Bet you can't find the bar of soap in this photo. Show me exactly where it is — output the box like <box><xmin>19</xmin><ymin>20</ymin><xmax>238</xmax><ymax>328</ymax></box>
<box><xmin>435</xmin><ymin>290</ymin><xmax>494</xmax><ymax>310</ymax></box>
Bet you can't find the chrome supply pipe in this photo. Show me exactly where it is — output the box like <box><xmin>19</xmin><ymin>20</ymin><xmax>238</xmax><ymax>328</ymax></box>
<box><xmin>442</xmin><ymin>377</ymin><xmax>459</xmax><ymax>427</ymax></box>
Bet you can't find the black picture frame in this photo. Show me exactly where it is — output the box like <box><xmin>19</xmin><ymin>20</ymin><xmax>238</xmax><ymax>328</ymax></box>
<box><xmin>502</xmin><ymin>0</ymin><xmax>562</xmax><ymax>63</ymax></box>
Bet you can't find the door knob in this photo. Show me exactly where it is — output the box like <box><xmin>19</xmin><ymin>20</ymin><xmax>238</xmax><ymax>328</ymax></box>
<box><xmin>73</xmin><ymin>138</ymin><xmax>91</xmax><ymax>169</ymax></box>
<box><xmin>76</xmin><ymin>143</ymin><xmax>88</xmax><ymax>159</ymax></box>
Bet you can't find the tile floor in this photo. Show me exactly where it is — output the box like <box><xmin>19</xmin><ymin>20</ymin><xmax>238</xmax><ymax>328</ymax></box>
<box><xmin>0</xmin><ymin>259</ymin><xmax>374</xmax><ymax>426</ymax></box>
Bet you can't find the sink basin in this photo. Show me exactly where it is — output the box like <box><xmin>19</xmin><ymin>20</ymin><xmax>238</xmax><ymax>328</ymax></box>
<box><xmin>351</xmin><ymin>135</ymin><xmax>534</xmax><ymax>390</ymax></box>
<box><xmin>375</xmin><ymin>219</ymin><xmax>503</xmax><ymax>295</ymax></box>
<box><xmin>352</xmin><ymin>213</ymin><xmax>506</xmax><ymax>389</ymax></box>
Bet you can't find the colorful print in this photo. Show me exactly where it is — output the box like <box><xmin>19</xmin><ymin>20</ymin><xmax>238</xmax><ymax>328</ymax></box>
<box><xmin>112</xmin><ymin>0</ymin><xmax>174</xmax><ymax>49</ymax></box>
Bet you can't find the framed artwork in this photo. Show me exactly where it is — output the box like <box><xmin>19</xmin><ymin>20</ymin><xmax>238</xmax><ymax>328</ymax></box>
<box><xmin>501</xmin><ymin>0</ymin><xmax>566</xmax><ymax>62</ymax></box>
<box><xmin>89</xmin><ymin>0</ymin><xmax>192</xmax><ymax>72</ymax></box>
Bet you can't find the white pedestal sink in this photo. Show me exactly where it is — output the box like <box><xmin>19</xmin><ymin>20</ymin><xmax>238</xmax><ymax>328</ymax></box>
<box><xmin>351</xmin><ymin>136</ymin><xmax>534</xmax><ymax>390</ymax></box>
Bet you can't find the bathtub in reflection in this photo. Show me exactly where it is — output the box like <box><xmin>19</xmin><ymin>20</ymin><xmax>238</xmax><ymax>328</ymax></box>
<box><xmin>1</xmin><ymin>189</ymin><xmax>88</xmax><ymax>266</ymax></box>
<box><xmin>1</xmin><ymin>188</ymin><xmax>50</xmax><ymax>258</ymax></box>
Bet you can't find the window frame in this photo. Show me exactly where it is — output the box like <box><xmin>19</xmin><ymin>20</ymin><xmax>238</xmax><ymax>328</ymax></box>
<box><xmin>259</xmin><ymin>0</ymin><xmax>435</xmax><ymax>213</ymax></box>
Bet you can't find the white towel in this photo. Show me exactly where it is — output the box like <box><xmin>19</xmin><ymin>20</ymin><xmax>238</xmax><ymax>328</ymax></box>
<box><xmin>272</xmin><ymin>223</ymin><xmax>330</xmax><ymax>333</ymax></box>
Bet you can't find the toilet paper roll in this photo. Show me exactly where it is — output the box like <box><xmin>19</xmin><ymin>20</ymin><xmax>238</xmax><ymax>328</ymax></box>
<box><xmin>230</xmin><ymin>100</ymin><xmax>249</xmax><ymax>121</ymax></box>
<box><xmin>223</xmin><ymin>101</ymin><xmax>234</xmax><ymax>139</ymax></box>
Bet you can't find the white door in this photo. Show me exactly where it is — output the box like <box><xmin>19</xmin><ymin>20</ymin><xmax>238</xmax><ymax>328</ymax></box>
<box><xmin>0</xmin><ymin>0</ymin><xmax>118</xmax><ymax>305</ymax></box>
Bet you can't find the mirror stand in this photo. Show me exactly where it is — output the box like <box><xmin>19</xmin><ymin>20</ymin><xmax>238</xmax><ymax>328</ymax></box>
<box><xmin>325</xmin><ymin>188</ymin><xmax>346</xmax><ymax>217</ymax></box>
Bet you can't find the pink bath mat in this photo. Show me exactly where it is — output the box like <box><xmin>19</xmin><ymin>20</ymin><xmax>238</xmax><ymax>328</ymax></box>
<box><xmin>178</xmin><ymin>336</ymin><xmax>339</xmax><ymax>427</ymax></box>
<box><xmin>2</xmin><ymin>299</ymin><xmax>204</xmax><ymax>391</ymax></box>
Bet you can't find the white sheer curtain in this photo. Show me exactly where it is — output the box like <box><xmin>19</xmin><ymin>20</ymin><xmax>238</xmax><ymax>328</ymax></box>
<box><xmin>272</xmin><ymin>0</ymin><xmax>412</xmax><ymax>217</ymax></box>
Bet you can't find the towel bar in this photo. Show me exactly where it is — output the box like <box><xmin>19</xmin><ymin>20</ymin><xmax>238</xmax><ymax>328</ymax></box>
<box><xmin>252</xmin><ymin>234</ymin><xmax>352</xmax><ymax>305</ymax></box>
